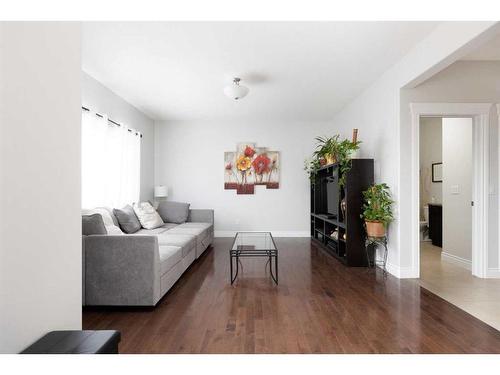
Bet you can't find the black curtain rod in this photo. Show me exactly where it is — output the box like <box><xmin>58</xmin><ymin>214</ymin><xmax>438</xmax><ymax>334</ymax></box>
<box><xmin>82</xmin><ymin>106</ymin><xmax>143</xmax><ymax>138</ymax></box>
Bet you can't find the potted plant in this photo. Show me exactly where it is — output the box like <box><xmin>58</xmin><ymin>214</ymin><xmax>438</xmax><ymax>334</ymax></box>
<box><xmin>313</xmin><ymin>135</ymin><xmax>340</xmax><ymax>165</ymax></box>
<box><xmin>336</xmin><ymin>138</ymin><xmax>361</xmax><ymax>187</ymax></box>
<box><xmin>361</xmin><ymin>183</ymin><xmax>394</xmax><ymax>237</ymax></box>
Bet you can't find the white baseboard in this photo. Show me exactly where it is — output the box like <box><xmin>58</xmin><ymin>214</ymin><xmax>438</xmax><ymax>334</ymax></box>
<box><xmin>384</xmin><ymin>262</ymin><xmax>417</xmax><ymax>278</ymax></box>
<box><xmin>486</xmin><ymin>268</ymin><xmax>500</xmax><ymax>278</ymax></box>
<box><xmin>215</xmin><ymin>230</ymin><xmax>310</xmax><ymax>238</ymax></box>
<box><xmin>441</xmin><ymin>251</ymin><xmax>472</xmax><ymax>270</ymax></box>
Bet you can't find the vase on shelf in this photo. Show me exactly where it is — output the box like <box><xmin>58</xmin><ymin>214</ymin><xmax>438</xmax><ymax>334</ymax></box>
<box><xmin>325</xmin><ymin>153</ymin><xmax>336</xmax><ymax>165</ymax></box>
<box><xmin>340</xmin><ymin>198</ymin><xmax>347</xmax><ymax>220</ymax></box>
<box><xmin>351</xmin><ymin>128</ymin><xmax>360</xmax><ymax>159</ymax></box>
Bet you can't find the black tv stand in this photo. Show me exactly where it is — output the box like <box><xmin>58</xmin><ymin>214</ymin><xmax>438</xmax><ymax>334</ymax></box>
<box><xmin>310</xmin><ymin>159</ymin><xmax>374</xmax><ymax>266</ymax></box>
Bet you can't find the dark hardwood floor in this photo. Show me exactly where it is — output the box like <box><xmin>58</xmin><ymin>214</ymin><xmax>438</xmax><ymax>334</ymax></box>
<box><xmin>83</xmin><ymin>238</ymin><xmax>500</xmax><ymax>353</ymax></box>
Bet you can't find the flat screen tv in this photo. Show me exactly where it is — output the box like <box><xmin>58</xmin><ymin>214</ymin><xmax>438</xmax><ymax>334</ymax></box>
<box><xmin>326</xmin><ymin>174</ymin><xmax>339</xmax><ymax>217</ymax></box>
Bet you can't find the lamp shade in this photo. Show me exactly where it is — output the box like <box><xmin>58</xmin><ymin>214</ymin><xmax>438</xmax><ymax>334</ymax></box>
<box><xmin>154</xmin><ymin>185</ymin><xmax>168</xmax><ymax>198</ymax></box>
<box><xmin>224</xmin><ymin>77</ymin><xmax>249</xmax><ymax>100</ymax></box>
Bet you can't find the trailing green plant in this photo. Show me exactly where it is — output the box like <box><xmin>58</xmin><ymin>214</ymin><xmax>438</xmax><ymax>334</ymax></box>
<box><xmin>360</xmin><ymin>183</ymin><xmax>394</xmax><ymax>227</ymax></box>
<box><xmin>304</xmin><ymin>157</ymin><xmax>321</xmax><ymax>181</ymax></box>
<box><xmin>336</xmin><ymin>139</ymin><xmax>361</xmax><ymax>187</ymax></box>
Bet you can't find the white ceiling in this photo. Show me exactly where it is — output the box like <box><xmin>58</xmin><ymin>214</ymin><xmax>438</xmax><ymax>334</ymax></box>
<box><xmin>82</xmin><ymin>22</ymin><xmax>439</xmax><ymax>121</ymax></box>
<box><xmin>462</xmin><ymin>31</ymin><xmax>500</xmax><ymax>61</ymax></box>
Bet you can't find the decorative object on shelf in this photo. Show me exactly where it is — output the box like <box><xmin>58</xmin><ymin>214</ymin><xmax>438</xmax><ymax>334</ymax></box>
<box><xmin>331</xmin><ymin>230</ymin><xmax>339</xmax><ymax>240</ymax></box>
<box><xmin>350</xmin><ymin>129</ymin><xmax>360</xmax><ymax>159</ymax></box>
<box><xmin>340</xmin><ymin>197</ymin><xmax>347</xmax><ymax>219</ymax></box>
<box><xmin>224</xmin><ymin>77</ymin><xmax>249</xmax><ymax>100</ymax></box>
<box><xmin>361</xmin><ymin>183</ymin><xmax>394</xmax><ymax>238</ymax></box>
<box><xmin>224</xmin><ymin>143</ymin><xmax>280</xmax><ymax>195</ymax></box>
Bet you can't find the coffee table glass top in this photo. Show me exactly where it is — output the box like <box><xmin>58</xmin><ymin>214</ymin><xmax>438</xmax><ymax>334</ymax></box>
<box><xmin>231</xmin><ymin>232</ymin><xmax>277</xmax><ymax>251</ymax></box>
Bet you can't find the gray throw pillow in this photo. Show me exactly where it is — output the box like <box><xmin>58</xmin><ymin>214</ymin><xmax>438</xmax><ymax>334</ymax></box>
<box><xmin>113</xmin><ymin>205</ymin><xmax>142</xmax><ymax>234</ymax></box>
<box><xmin>157</xmin><ymin>201</ymin><xmax>190</xmax><ymax>224</ymax></box>
<box><xmin>82</xmin><ymin>214</ymin><xmax>107</xmax><ymax>235</ymax></box>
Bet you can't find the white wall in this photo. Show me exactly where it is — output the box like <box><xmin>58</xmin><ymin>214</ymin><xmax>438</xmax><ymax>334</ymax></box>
<box><xmin>329</xmin><ymin>22</ymin><xmax>498</xmax><ymax>277</ymax></box>
<box><xmin>419</xmin><ymin>117</ymin><xmax>443</xmax><ymax>216</ymax></box>
<box><xmin>442</xmin><ymin>118</ymin><xmax>473</xmax><ymax>263</ymax></box>
<box><xmin>402</xmin><ymin>60</ymin><xmax>500</xmax><ymax>273</ymax></box>
<box><xmin>154</xmin><ymin>120</ymin><xmax>330</xmax><ymax>236</ymax></box>
<box><xmin>82</xmin><ymin>72</ymin><xmax>155</xmax><ymax>202</ymax></box>
<box><xmin>0</xmin><ymin>23</ymin><xmax>82</xmax><ymax>353</ymax></box>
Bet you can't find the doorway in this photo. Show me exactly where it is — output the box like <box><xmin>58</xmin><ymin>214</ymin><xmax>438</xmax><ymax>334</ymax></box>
<box><xmin>409</xmin><ymin>103</ymin><xmax>491</xmax><ymax>279</ymax></box>
<box><xmin>410</xmin><ymin>104</ymin><xmax>500</xmax><ymax>331</ymax></box>
<box><xmin>419</xmin><ymin>117</ymin><xmax>473</xmax><ymax>274</ymax></box>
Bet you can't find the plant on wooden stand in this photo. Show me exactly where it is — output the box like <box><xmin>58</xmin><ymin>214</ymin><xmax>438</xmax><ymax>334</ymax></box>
<box><xmin>361</xmin><ymin>183</ymin><xmax>394</xmax><ymax>237</ymax></box>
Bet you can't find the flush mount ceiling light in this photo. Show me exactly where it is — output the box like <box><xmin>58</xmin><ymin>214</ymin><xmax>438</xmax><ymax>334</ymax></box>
<box><xmin>224</xmin><ymin>77</ymin><xmax>249</xmax><ymax>100</ymax></box>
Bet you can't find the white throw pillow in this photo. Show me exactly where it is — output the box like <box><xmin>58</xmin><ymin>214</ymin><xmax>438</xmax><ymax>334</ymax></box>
<box><xmin>82</xmin><ymin>207</ymin><xmax>123</xmax><ymax>235</ymax></box>
<box><xmin>133</xmin><ymin>202</ymin><xmax>164</xmax><ymax>230</ymax></box>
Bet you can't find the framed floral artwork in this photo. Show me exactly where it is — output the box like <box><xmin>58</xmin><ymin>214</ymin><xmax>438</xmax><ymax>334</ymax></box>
<box><xmin>224</xmin><ymin>143</ymin><xmax>280</xmax><ymax>195</ymax></box>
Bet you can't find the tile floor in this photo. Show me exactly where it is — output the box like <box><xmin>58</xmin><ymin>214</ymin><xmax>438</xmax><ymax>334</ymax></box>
<box><xmin>419</xmin><ymin>241</ymin><xmax>500</xmax><ymax>331</ymax></box>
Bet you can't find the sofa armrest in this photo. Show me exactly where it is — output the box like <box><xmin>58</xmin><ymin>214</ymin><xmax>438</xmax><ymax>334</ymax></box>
<box><xmin>83</xmin><ymin>235</ymin><xmax>160</xmax><ymax>306</ymax></box>
<box><xmin>187</xmin><ymin>209</ymin><xmax>214</xmax><ymax>224</ymax></box>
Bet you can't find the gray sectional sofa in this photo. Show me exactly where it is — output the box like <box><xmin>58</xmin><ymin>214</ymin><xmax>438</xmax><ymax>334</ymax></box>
<box><xmin>82</xmin><ymin>203</ymin><xmax>214</xmax><ymax>306</ymax></box>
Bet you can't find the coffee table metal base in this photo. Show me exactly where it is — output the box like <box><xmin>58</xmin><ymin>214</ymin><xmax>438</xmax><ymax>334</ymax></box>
<box><xmin>230</xmin><ymin>249</ymin><xmax>278</xmax><ymax>285</ymax></box>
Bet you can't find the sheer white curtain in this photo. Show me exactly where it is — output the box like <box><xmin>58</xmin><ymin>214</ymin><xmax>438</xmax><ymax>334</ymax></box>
<box><xmin>81</xmin><ymin>110</ymin><xmax>141</xmax><ymax>209</ymax></box>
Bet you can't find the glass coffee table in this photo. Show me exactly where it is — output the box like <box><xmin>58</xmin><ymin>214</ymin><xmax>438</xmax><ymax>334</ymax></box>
<box><xmin>230</xmin><ymin>232</ymin><xmax>278</xmax><ymax>285</ymax></box>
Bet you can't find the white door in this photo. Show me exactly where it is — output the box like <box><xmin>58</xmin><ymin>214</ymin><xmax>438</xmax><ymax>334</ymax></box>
<box><xmin>441</xmin><ymin>118</ymin><xmax>473</xmax><ymax>268</ymax></box>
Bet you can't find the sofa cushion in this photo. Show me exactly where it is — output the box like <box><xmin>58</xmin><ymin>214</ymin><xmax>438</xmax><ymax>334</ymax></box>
<box><xmin>167</xmin><ymin>222</ymin><xmax>212</xmax><ymax>239</ymax></box>
<box><xmin>82</xmin><ymin>208</ymin><xmax>123</xmax><ymax>234</ymax></box>
<box><xmin>113</xmin><ymin>205</ymin><xmax>141</xmax><ymax>234</ymax></box>
<box><xmin>177</xmin><ymin>222</ymin><xmax>212</xmax><ymax>231</ymax></box>
<box><xmin>134</xmin><ymin>227</ymin><xmax>170</xmax><ymax>236</ymax></box>
<box><xmin>157</xmin><ymin>201</ymin><xmax>190</xmax><ymax>224</ymax></box>
<box><xmin>166</xmin><ymin>223</ymin><xmax>213</xmax><ymax>258</ymax></box>
<box><xmin>158</xmin><ymin>245</ymin><xmax>183</xmax><ymax>275</ymax></box>
<box><xmin>156</xmin><ymin>233</ymin><xmax>196</xmax><ymax>257</ymax></box>
<box><xmin>131</xmin><ymin>223</ymin><xmax>178</xmax><ymax>236</ymax></box>
<box><xmin>161</xmin><ymin>223</ymin><xmax>179</xmax><ymax>230</ymax></box>
<box><xmin>82</xmin><ymin>214</ymin><xmax>107</xmax><ymax>235</ymax></box>
<box><xmin>133</xmin><ymin>202</ymin><xmax>164</xmax><ymax>229</ymax></box>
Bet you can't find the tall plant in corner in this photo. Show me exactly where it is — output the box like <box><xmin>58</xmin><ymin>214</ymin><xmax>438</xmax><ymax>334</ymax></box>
<box><xmin>361</xmin><ymin>183</ymin><xmax>394</xmax><ymax>238</ymax></box>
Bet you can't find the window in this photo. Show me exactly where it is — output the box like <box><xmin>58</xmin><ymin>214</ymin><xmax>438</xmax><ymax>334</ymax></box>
<box><xmin>81</xmin><ymin>110</ymin><xmax>141</xmax><ymax>209</ymax></box>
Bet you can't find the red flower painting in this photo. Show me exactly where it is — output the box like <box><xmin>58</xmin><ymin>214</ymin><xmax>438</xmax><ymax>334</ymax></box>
<box><xmin>252</xmin><ymin>154</ymin><xmax>271</xmax><ymax>179</ymax></box>
<box><xmin>244</xmin><ymin>145</ymin><xmax>256</xmax><ymax>157</ymax></box>
<box><xmin>224</xmin><ymin>143</ymin><xmax>280</xmax><ymax>194</ymax></box>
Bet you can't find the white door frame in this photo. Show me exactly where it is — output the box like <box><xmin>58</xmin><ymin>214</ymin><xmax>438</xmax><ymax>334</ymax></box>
<box><xmin>409</xmin><ymin>103</ymin><xmax>491</xmax><ymax>278</ymax></box>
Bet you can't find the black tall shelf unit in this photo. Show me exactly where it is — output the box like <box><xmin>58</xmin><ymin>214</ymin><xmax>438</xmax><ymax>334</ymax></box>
<box><xmin>310</xmin><ymin>159</ymin><xmax>374</xmax><ymax>266</ymax></box>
